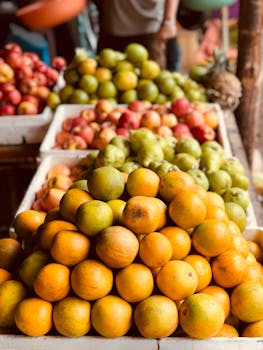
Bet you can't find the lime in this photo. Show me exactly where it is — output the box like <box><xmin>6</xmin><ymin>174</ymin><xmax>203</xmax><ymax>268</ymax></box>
<box><xmin>69</xmin><ymin>89</ymin><xmax>89</xmax><ymax>104</ymax></box>
<box><xmin>120</xmin><ymin>89</ymin><xmax>138</xmax><ymax>104</ymax></box>
<box><xmin>79</xmin><ymin>74</ymin><xmax>99</xmax><ymax>94</ymax></box>
<box><xmin>98</xmin><ymin>49</ymin><xmax>118</xmax><ymax>68</ymax></box>
<box><xmin>98</xmin><ymin>81</ymin><xmax>117</xmax><ymax>98</ymax></box>
<box><xmin>138</xmin><ymin>81</ymin><xmax>159</xmax><ymax>102</ymax></box>
<box><xmin>125</xmin><ymin>43</ymin><xmax>148</xmax><ymax>65</ymax></box>
<box><xmin>140</xmin><ymin>60</ymin><xmax>160</xmax><ymax>80</ymax></box>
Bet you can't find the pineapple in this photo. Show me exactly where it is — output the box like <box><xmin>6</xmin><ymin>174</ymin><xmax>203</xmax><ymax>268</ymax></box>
<box><xmin>204</xmin><ymin>50</ymin><xmax>242</xmax><ymax>110</ymax></box>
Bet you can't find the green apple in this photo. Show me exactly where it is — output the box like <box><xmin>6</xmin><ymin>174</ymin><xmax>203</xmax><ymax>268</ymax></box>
<box><xmin>172</xmin><ymin>153</ymin><xmax>199</xmax><ymax>172</ymax></box>
<box><xmin>223</xmin><ymin>187</ymin><xmax>250</xmax><ymax>210</ymax></box>
<box><xmin>224</xmin><ymin>202</ymin><xmax>247</xmax><ymax>232</ymax></box>
<box><xmin>207</xmin><ymin>170</ymin><xmax>232</xmax><ymax>195</ymax></box>
<box><xmin>187</xmin><ymin>169</ymin><xmax>209</xmax><ymax>191</ymax></box>
<box><xmin>200</xmin><ymin>151</ymin><xmax>223</xmax><ymax>174</ymax></box>
<box><xmin>175</xmin><ymin>138</ymin><xmax>202</xmax><ymax>159</ymax></box>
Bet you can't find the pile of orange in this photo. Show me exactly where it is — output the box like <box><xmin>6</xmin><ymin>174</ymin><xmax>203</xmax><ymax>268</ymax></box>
<box><xmin>1</xmin><ymin>166</ymin><xmax>263</xmax><ymax>339</ymax></box>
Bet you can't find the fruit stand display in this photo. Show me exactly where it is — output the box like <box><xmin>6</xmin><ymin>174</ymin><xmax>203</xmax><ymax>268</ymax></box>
<box><xmin>0</xmin><ymin>36</ymin><xmax>263</xmax><ymax>349</ymax></box>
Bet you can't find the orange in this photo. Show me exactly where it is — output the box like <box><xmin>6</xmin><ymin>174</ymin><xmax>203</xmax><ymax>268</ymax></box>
<box><xmin>0</xmin><ymin>238</ymin><xmax>22</xmax><ymax>270</ymax></box>
<box><xmin>134</xmin><ymin>295</ymin><xmax>178</xmax><ymax>338</ymax></box>
<box><xmin>179</xmin><ymin>293</ymin><xmax>225</xmax><ymax>339</ymax></box>
<box><xmin>14</xmin><ymin>297</ymin><xmax>52</xmax><ymax>336</ymax></box>
<box><xmin>0</xmin><ymin>268</ymin><xmax>12</xmax><ymax>284</ymax></box>
<box><xmin>154</xmin><ymin>197</ymin><xmax>168</xmax><ymax>230</ymax></box>
<box><xmin>243</xmin><ymin>262</ymin><xmax>263</xmax><ymax>282</ymax></box>
<box><xmin>122</xmin><ymin>196</ymin><xmax>166</xmax><ymax>234</ymax></box>
<box><xmin>91</xmin><ymin>295</ymin><xmax>132</xmax><ymax>337</ymax></box>
<box><xmin>59</xmin><ymin>188</ymin><xmax>93</xmax><ymax>223</ymax></box>
<box><xmin>168</xmin><ymin>189</ymin><xmax>206</xmax><ymax>230</ymax></box>
<box><xmin>192</xmin><ymin>219</ymin><xmax>231</xmax><ymax>257</ymax></box>
<box><xmin>229</xmin><ymin>235</ymin><xmax>249</xmax><ymax>258</ymax></box>
<box><xmin>115</xmin><ymin>263</ymin><xmax>154</xmax><ymax>303</ymax></box>
<box><xmin>206</xmin><ymin>191</ymin><xmax>225</xmax><ymax>209</ymax></box>
<box><xmin>95</xmin><ymin>67</ymin><xmax>112</xmax><ymax>82</ymax></box>
<box><xmin>205</xmin><ymin>205</ymin><xmax>228</xmax><ymax>222</ymax></box>
<box><xmin>247</xmin><ymin>240</ymin><xmax>263</xmax><ymax>263</ymax></box>
<box><xmin>139</xmin><ymin>232</ymin><xmax>173</xmax><ymax>268</ymax></box>
<box><xmin>214</xmin><ymin>323</ymin><xmax>239</xmax><ymax>337</ymax></box>
<box><xmin>53</xmin><ymin>296</ymin><xmax>91</xmax><ymax>337</ymax></box>
<box><xmin>107</xmin><ymin>199</ymin><xmax>126</xmax><ymax>225</ymax></box>
<box><xmin>200</xmin><ymin>285</ymin><xmax>230</xmax><ymax>319</ymax></box>
<box><xmin>183</xmin><ymin>255</ymin><xmax>212</xmax><ymax>292</ymax></box>
<box><xmin>18</xmin><ymin>250</ymin><xmax>50</xmax><ymax>288</ymax></box>
<box><xmin>227</xmin><ymin>220</ymin><xmax>242</xmax><ymax>236</ymax></box>
<box><xmin>50</xmin><ymin>230</ymin><xmax>90</xmax><ymax>266</ymax></box>
<box><xmin>211</xmin><ymin>249</ymin><xmax>247</xmax><ymax>288</ymax></box>
<box><xmin>160</xmin><ymin>226</ymin><xmax>191</xmax><ymax>260</ymax></box>
<box><xmin>44</xmin><ymin>207</ymin><xmax>61</xmax><ymax>223</ymax></box>
<box><xmin>33</xmin><ymin>263</ymin><xmax>70</xmax><ymax>302</ymax></box>
<box><xmin>14</xmin><ymin>210</ymin><xmax>46</xmax><ymax>240</ymax></box>
<box><xmin>156</xmin><ymin>260</ymin><xmax>198</xmax><ymax>300</ymax></box>
<box><xmin>95</xmin><ymin>226</ymin><xmax>139</xmax><ymax>268</ymax></box>
<box><xmin>0</xmin><ymin>280</ymin><xmax>27</xmax><ymax>328</ymax></box>
<box><xmin>231</xmin><ymin>280</ymin><xmax>263</xmax><ymax>322</ymax></box>
<box><xmin>40</xmin><ymin>219</ymin><xmax>77</xmax><ymax>251</ymax></box>
<box><xmin>242</xmin><ymin>320</ymin><xmax>263</xmax><ymax>337</ymax></box>
<box><xmin>126</xmin><ymin>168</ymin><xmax>160</xmax><ymax>197</ymax></box>
<box><xmin>71</xmin><ymin>259</ymin><xmax>113</xmax><ymax>301</ymax></box>
<box><xmin>159</xmin><ymin>170</ymin><xmax>195</xmax><ymax>202</ymax></box>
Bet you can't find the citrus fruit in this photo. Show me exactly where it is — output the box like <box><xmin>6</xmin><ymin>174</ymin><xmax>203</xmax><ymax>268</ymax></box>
<box><xmin>18</xmin><ymin>250</ymin><xmax>50</xmax><ymax>288</ymax></box>
<box><xmin>0</xmin><ymin>268</ymin><xmax>12</xmax><ymax>285</ymax></box>
<box><xmin>134</xmin><ymin>295</ymin><xmax>178</xmax><ymax>338</ymax></box>
<box><xmin>215</xmin><ymin>323</ymin><xmax>239</xmax><ymax>337</ymax></box>
<box><xmin>242</xmin><ymin>320</ymin><xmax>263</xmax><ymax>337</ymax></box>
<box><xmin>53</xmin><ymin>296</ymin><xmax>91</xmax><ymax>337</ymax></box>
<box><xmin>71</xmin><ymin>259</ymin><xmax>113</xmax><ymax>300</ymax></box>
<box><xmin>69</xmin><ymin>89</ymin><xmax>89</xmax><ymax>104</ymax></box>
<box><xmin>50</xmin><ymin>230</ymin><xmax>90</xmax><ymax>266</ymax></box>
<box><xmin>183</xmin><ymin>254</ymin><xmax>212</xmax><ymax>292</ymax></box>
<box><xmin>247</xmin><ymin>241</ymin><xmax>263</xmax><ymax>263</ymax></box>
<box><xmin>137</xmin><ymin>81</ymin><xmax>158</xmax><ymax>102</ymax></box>
<box><xmin>98</xmin><ymin>81</ymin><xmax>117</xmax><ymax>98</ymax></box>
<box><xmin>125</xmin><ymin>43</ymin><xmax>148</xmax><ymax>65</ymax></box>
<box><xmin>14</xmin><ymin>297</ymin><xmax>52</xmax><ymax>336</ymax></box>
<box><xmin>98</xmin><ymin>48</ymin><xmax>118</xmax><ymax>68</ymax></box>
<box><xmin>120</xmin><ymin>89</ymin><xmax>138</xmax><ymax>103</ymax></box>
<box><xmin>230</xmin><ymin>234</ymin><xmax>249</xmax><ymax>258</ymax></box>
<box><xmin>87</xmin><ymin>166</ymin><xmax>125</xmax><ymax>201</ymax></box>
<box><xmin>168</xmin><ymin>189</ymin><xmax>206</xmax><ymax>230</ymax></box>
<box><xmin>76</xmin><ymin>200</ymin><xmax>113</xmax><ymax>236</ymax></box>
<box><xmin>113</xmin><ymin>71</ymin><xmax>138</xmax><ymax>91</ymax></box>
<box><xmin>40</xmin><ymin>219</ymin><xmax>77</xmax><ymax>250</ymax></box>
<box><xmin>122</xmin><ymin>196</ymin><xmax>165</xmax><ymax>234</ymax></box>
<box><xmin>126</xmin><ymin>167</ymin><xmax>160</xmax><ymax>197</ymax></box>
<box><xmin>115</xmin><ymin>60</ymin><xmax>134</xmax><ymax>72</ymax></box>
<box><xmin>160</xmin><ymin>226</ymin><xmax>191</xmax><ymax>260</ymax></box>
<box><xmin>79</xmin><ymin>74</ymin><xmax>98</xmax><ymax>94</ymax></box>
<box><xmin>140</xmin><ymin>60</ymin><xmax>160</xmax><ymax>79</ymax></box>
<box><xmin>231</xmin><ymin>280</ymin><xmax>263</xmax><ymax>322</ymax></box>
<box><xmin>115</xmin><ymin>263</ymin><xmax>154</xmax><ymax>303</ymax></box>
<box><xmin>91</xmin><ymin>295</ymin><xmax>132</xmax><ymax>338</ymax></box>
<box><xmin>0</xmin><ymin>280</ymin><xmax>27</xmax><ymax>327</ymax></box>
<box><xmin>77</xmin><ymin>57</ymin><xmax>97</xmax><ymax>75</ymax></box>
<box><xmin>33</xmin><ymin>263</ymin><xmax>70</xmax><ymax>302</ymax></box>
<box><xmin>95</xmin><ymin>225</ymin><xmax>139</xmax><ymax>268</ymax></box>
<box><xmin>201</xmin><ymin>285</ymin><xmax>230</xmax><ymax>319</ymax></box>
<box><xmin>95</xmin><ymin>67</ymin><xmax>112</xmax><ymax>82</ymax></box>
<box><xmin>107</xmin><ymin>199</ymin><xmax>126</xmax><ymax>224</ymax></box>
<box><xmin>59</xmin><ymin>188</ymin><xmax>93</xmax><ymax>223</ymax></box>
<box><xmin>14</xmin><ymin>210</ymin><xmax>46</xmax><ymax>240</ymax></box>
<box><xmin>192</xmin><ymin>219</ymin><xmax>231</xmax><ymax>257</ymax></box>
<box><xmin>0</xmin><ymin>238</ymin><xmax>22</xmax><ymax>270</ymax></box>
<box><xmin>156</xmin><ymin>260</ymin><xmax>198</xmax><ymax>300</ymax></box>
<box><xmin>139</xmin><ymin>232</ymin><xmax>172</xmax><ymax>268</ymax></box>
<box><xmin>179</xmin><ymin>293</ymin><xmax>225</xmax><ymax>339</ymax></box>
<box><xmin>211</xmin><ymin>249</ymin><xmax>247</xmax><ymax>288</ymax></box>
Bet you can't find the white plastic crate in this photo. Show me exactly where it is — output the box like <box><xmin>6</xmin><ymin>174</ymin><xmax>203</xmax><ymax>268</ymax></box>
<box><xmin>0</xmin><ymin>106</ymin><xmax>53</xmax><ymax>145</ymax></box>
<box><xmin>39</xmin><ymin>103</ymin><xmax>232</xmax><ymax>159</ymax></box>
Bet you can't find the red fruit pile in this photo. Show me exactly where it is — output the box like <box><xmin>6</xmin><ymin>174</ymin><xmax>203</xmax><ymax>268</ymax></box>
<box><xmin>54</xmin><ymin>98</ymin><xmax>219</xmax><ymax>150</ymax></box>
<box><xmin>0</xmin><ymin>43</ymin><xmax>66</xmax><ymax>116</ymax></box>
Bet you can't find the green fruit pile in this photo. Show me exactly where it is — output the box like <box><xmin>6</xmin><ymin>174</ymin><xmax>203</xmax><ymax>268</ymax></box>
<box><xmin>50</xmin><ymin>44</ymin><xmax>208</xmax><ymax>107</ymax></box>
<box><xmin>76</xmin><ymin>130</ymin><xmax>250</xmax><ymax>231</ymax></box>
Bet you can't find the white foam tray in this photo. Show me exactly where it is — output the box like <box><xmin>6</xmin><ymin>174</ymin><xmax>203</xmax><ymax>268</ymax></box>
<box><xmin>39</xmin><ymin>103</ymin><xmax>232</xmax><ymax>159</ymax></box>
<box><xmin>0</xmin><ymin>106</ymin><xmax>53</xmax><ymax>145</ymax></box>
<box><xmin>1</xmin><ymin>227</ymin><xmax>263</xmax><ymax>348</ymax></box>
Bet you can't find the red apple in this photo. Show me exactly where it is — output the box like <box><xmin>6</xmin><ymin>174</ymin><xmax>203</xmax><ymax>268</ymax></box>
<box><xmin>90</xmin><ymin>127</ymin><xmax>117</xmax><ymax>149</ymax></box>
<box><xmin>34</xmin><ymin>61</ymin><xmax>48</xmax><ymax>74</ymax></box>
<box><xmin>155</xmin><ymin>125</ymin><xmax>173</xmax><ymax>137</ymax></box>
<box><xmin>62</xmin><ymin>117</ymin><xmax>74</xmax><ymax>131</ymax></box>
<box><xmin>106</xmin><ymin>110</ymin><xmax>122</xmax><ymax>125</ymax></box>
<box><xmin>34</xmin><ymin>86</ymin><xmax>50</xmax><ymax>100</ymax></box>
<box><xmin>192</xmin><ymin>124</ymin><xmax>216</xmax><ymax>143</ymax></box>
<box><xmin>184</xmin><ymin>109</ymin><xmax>205</xmax><ymax>129</ymax></box>
<box><xmin>21</xmin><ymin>54</ymin><xmax>34</xmax><ymax>68</ymax></box>
<box><xmin>140</xmin><ymin>110</ymin><xmax>161</xmax><ymax>130</ymax></box>
<box><xmin>0</xmin><ymin>104</ymin><xmax>15</xmax><ymax>116</ymax></box>
<box><xmin>71</xmin><ymin>116</ymin><xmax>87</xmax><ymax>128</ymax></box>
<box><xmin>5</xmin><ymin>51</ymin><xmax>23</xmax><ymax>69</ymax></box>
<box><xmin>0</xmin><ymin>63</ymin><xmax>14</xmax><ymax>83</ymax></box>
<box><xmin>161</xmin><ymin>113</ymin><xmax>177</xmax><ymax>127</ymax></box>
<box><xmin>171</xmin><ymin>97</ymin><xmax>192</xmax><ymax>117</ymax></box>
<box><xmin>51</xmin><ymin>56</ymin><xmax>67</xmax><ymax>72</ymax></box>
<box><xmin>80</xmin><ymin>108</ymin><xmax>96</xmax><ymax>122</ymax></box>
<box><xmin>33</xmin><ymin>71</ymin><xmax>48</xmax><ymax>86</ymax></box>
<box><xmin>5</xmin><ymin>89</ymin><xmax>22</xmax><ymax>105</ymax></box>
<box><xmin>15</xmin><ymin>65</ymin><xmax>33</xmax><ymax>80</ymax></box>
<box><xmin>41</xmin><ymin>188</ymin><xmax>65</xmax><ymax>212</ymax></box>
<box><xmin>19</xmin><ymin>78</ymin><xmax>38</xmax><ymax>94</ymax></box>
<box><xmin>172</xmin><ymin>123</ymin><xmax>193</xmax><ymax>139</ymax></box>
<box><xmin>151</xmin><ymin>104</ymin><xmax>169</xmax><ymax>115</ymax></box>
<box><xmin>46</xmin><ymin>67</ymin><xmax>59</xmax><ymax>85</ymax></box>
<box><xmin>47</xmin><ymin>175</ymin><xmax>73</xmax><ymax>191</ymax></box>
<box><xmin>0</xmin><ymin>82</ymin><xmax>15</xmax><ymax>93</ymax></box>
<box><xmin>128</xmin><ymin>100</ymin><xmax>146</xmax><ymax>113</ymax></box>
<box><xmin>0</xmin><ymin>90</ymin><xmax>3</xmax><ymax>101</ymax></box>
<box><xmin>65</xmin><ymin>135</ymin><xmax>87</xmax><ymax>150</ymax></box>
<box><xmin>95</xmin><ymin>99</ymin><xmax>113</xmax><ymax>114</ymax></box>
<box><xmin>116</xmin><ymin>128</ymin><xmax>130</xmax><ymax>137</ymax></box>
<box><xmin>23</xmin><ymin>52</ymin><xmax>40</xmax><ymax>66</ymax></box>
<box><xmin>17</xmin><ymin>101</ymin><xmax>38</xmax><ymax>115</ymax></box>
<box><xmin>47</xmin><ymin>164</ymin><xmax>71</xmax><ymax>179</ymax></box>
<box><xmin>73</xmin><ymin>125</ymin><xmax>95</xmax><ymax>144</ymax></box>
<box><xmin>89</xmin><ymin>122</ymin><xmax>100</xmax><ymax>133</ymax></box>
<box><xmin>118</xmin><ymin>110</ymin><xmax>141</xmax><ymax>129</ymax></box>
<box><xmin>21</xmin><ymin>94</ymin><xmax>39</xmax><ymax>108</ymax></box>
<box><xmin>32</xmin><ymin>198</ymin><xmax>44</xmax><ymax>212</ymax></box>
<box><xmin>4</xmin><ymin>43</ymin><xmax>22</xmax><ymax>55</ymax></box>
<box><xmin>96</xmin><ymin>112</ymin><xmax>108</xmax><ymax>123</ymax></box>
<box><xmin>55</xmin><ymin>130</ymin><xmax>72</xmax><ymax>145</ymax></box>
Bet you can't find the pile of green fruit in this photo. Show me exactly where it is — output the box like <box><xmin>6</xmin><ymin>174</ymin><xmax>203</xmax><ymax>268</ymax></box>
<box><xmin>76</xmin><ymin>129</ymin><xmax>250</xmax><ymax>232</ymax></box>
<box><xmin>48</xmin><ymin>44</ymin><xmax>208</xmax><ymax>108</ymax></box>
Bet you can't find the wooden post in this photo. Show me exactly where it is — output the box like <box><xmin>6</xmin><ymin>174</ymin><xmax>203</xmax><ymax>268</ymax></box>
<box><xmin>235</xmin><ymin>0</ymin><xmax>262</xmax><ymax>167</ymax></box>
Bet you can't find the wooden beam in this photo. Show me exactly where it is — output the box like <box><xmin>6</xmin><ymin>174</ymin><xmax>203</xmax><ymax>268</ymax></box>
<box><xmin>235</xmin><ymin>0</ymin><xmax>262</xmax><ymax>167</ymax></box>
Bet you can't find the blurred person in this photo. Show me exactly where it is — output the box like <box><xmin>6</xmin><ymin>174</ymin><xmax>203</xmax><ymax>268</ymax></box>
<box><xmin>94</xmin><ymin>0</ymin><xmax>179</xmax><ymax>70</ymax></box>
